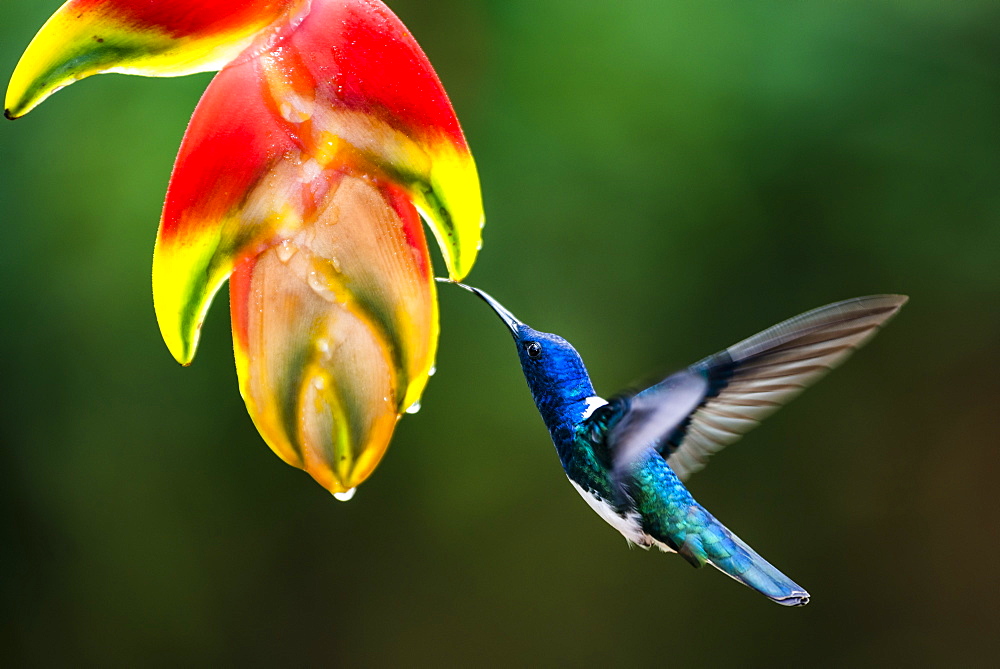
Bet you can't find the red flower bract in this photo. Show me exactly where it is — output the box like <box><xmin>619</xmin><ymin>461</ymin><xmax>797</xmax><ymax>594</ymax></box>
<box><xmin>6</xmin><ymin>0</ymin><xmax>484</xmax><ymax>496</ymax></box>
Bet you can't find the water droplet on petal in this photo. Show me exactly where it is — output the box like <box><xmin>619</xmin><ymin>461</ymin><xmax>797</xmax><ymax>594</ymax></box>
<box><xmin>316</xmin><ymin>338</ymin><xmax>332</xmax><ymax>359</ymax></box>
<box><xmin>308</xmin><ymin>271</ymin><xmax>337</xmax><ymax>302</ymax></box>
<box><xmin>313</xmin><ymin>376</ymin><xmax>326</xmax><ymax>390</ymax></box>
<box><xmin>405</xmin><ymin>401</ymin><xmax>421</xmax><ymax>414</ymax></box>
<box><xmin>333</xmin><ymin>488</ymin><xmax>357</xmax><ymax>502</ymax></box>
<box><xmin>276</xmin><ymin>239</ymin><xmax>296</xmax><ymax>263</ymax></box>
<box><xmin>428</xmin><ymin>365</ymin><xmax>437</xmax><ymax>377</ymax></box>
<box><xmin>277</xmin><ymin>90</ymin><xmax>313</xmax><ymax>123</ymax></box>
<box><xmin>301</xmin><ymin>158</ymin><xmax>322</xmax><ymax>184</ymax></box>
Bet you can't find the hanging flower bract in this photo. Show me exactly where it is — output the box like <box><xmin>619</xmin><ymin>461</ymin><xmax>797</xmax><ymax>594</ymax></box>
<box><xmin>6</xmin><ymin>0</ymin><xmax>484</xmax><ymax>497</ymax></box>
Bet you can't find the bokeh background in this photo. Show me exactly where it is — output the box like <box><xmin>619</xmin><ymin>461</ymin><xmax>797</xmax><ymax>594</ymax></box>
<box><xmin>2</xmin><ymin>1</ymin><xmax>999</xmax><ymax>665</ymax></box>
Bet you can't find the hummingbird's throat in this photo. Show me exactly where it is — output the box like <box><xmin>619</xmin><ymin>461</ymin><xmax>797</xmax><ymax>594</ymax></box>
<box><xmin>532</xmin><ymin>387</ymin><xmax>596</xmax><ymax>434</ymax></box>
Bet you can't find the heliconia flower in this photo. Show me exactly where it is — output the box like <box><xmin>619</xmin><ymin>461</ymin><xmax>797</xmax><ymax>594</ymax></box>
<box><xmin>6</xmin><ymin>0</ymin><xmax>484</xmax><ymax>497</ymax></box>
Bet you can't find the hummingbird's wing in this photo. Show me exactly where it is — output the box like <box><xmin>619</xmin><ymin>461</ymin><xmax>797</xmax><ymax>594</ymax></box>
<box><xmin>620</xmin><ymin>295</ymin><xmax>907</xmax><ymax>481</ymax></box>
<box><xmin>605</xmin><ymin>370</ymin><xmax>708</xmax><ymax>488</ymax></box>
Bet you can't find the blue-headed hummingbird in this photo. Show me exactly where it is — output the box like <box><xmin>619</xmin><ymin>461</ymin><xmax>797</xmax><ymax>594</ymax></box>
<box><xmin>446</xmin><ymin>280</ymin><xmax>906</xmax><ymax>606</ymax></box>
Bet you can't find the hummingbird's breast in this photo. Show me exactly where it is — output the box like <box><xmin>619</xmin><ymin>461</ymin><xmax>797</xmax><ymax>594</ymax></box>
<box><xmin>554</xmin><ymin>396</ymin><xmax>674</xmax><ymax>549</ymax></box>
<box><xmin>550</xmin><ymin>398</ymin><xmax>649</xmax><ymax>544</ymax></box>
<box><xmin>568</xmin><ymin>477</ymin><xmax>647</xmax><ymax>546</ymax></box>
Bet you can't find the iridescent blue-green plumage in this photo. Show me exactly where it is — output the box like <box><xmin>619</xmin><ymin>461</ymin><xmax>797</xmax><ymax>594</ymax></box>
<box><xmin>451</xmin><ymin>281</ymin><xmax>906</xmax><ymax>607</ymax></box>
<box><xmin>567</xmin><ymin>394</ymin><xmax>811</xmax><ymax>605</ymax></box>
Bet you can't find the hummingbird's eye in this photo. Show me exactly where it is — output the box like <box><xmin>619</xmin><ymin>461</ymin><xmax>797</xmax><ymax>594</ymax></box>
<box><xmin>525</xmin><ymin>341</ymin><xmax>542</xmax><ymax>359</ymax></box>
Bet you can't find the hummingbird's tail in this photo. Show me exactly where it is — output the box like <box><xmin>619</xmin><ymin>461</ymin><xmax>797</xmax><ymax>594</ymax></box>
<box><xmin>669</xmin><ymin>508</ymin><xmax>810</xmax><ymax>606</ymax></box>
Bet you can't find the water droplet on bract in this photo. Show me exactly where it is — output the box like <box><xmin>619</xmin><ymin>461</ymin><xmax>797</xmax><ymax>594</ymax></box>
<box><xmin>333</xmin><ymin>488</ymin><xmax>356</xmax><ymax>502</ymax></box>
<box><xmin>308</xmin><ymin>271</ymin><xmax>337</xmax><ymax>302</ymax></box>
<box><xmin>301</xmin><ymin>158</ymin><xmax>322</xmax><ymax>184</ymax></box>
<box><xmin>277</xmin><ymin>91</ymin><xmax>313</xmax><ymax>124</ymax></box>
<box><xmin>276</xmin><ymin>239</ymin><xmax>296</xmax><ymax>263</ymax></box>
<box><xmin>316</xmin><ymin>338</ymin><xmax>332</xmax><ymax>359</ymax></box>
<box><xmin>428</xmin><ymin>365</ymin><xmax>437</xmax><ymax>377</ymax></box>
<box><xmin>405</xmin><ymin>401</ymin><xmax>422</xmax><ymax>415</ymax></box>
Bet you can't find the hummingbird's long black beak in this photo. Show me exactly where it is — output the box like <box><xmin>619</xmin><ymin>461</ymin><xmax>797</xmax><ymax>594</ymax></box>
<box><xmin>436</xmin><ymin>278</ymin><xmax>523</xmax><ymax>334</ymax></box>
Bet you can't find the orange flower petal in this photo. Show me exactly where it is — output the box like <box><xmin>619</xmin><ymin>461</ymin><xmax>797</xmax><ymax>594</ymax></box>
<box><xmin>230</xmin><ymin>176</ymin><xmax>436</xmax><ymax>493</ymax></box>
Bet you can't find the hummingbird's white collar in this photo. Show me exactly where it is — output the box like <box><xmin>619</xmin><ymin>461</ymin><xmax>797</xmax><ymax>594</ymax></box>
<box><xmin>580</xmin><ymin>395</ymin><xmax>608</xmax><ymax>420</ymax></box>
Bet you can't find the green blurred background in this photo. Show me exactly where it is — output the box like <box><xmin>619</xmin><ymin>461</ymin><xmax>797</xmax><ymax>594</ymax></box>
<box><xmin>2</xmin><ymin>1</ymin><xmax>999</xmax><ymax>665</ymax></box>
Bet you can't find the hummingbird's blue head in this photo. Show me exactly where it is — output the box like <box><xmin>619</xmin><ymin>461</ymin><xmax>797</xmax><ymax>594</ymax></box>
<box><xmin>450</xmin><ymin>282</ymin><xmax>597</xmax><ymax>429</ymax></box>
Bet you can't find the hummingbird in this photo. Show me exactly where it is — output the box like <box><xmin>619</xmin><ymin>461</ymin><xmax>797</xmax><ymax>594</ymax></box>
<box><xmin>446</xmin><ymin>280</ymin><xmax>906</xmax><ymax>606</ymax></box>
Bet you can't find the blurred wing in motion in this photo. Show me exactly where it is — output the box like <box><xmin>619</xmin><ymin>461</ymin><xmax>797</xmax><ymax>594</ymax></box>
<box><xmin>607</xmin><ymin>370</ymin><xmax>708</xmax><ymax>486</ymax></box>
<box><xmin>662</xmin><ymin>295</ymin><xmax>908</xmax><ymax>480</ymax></box>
